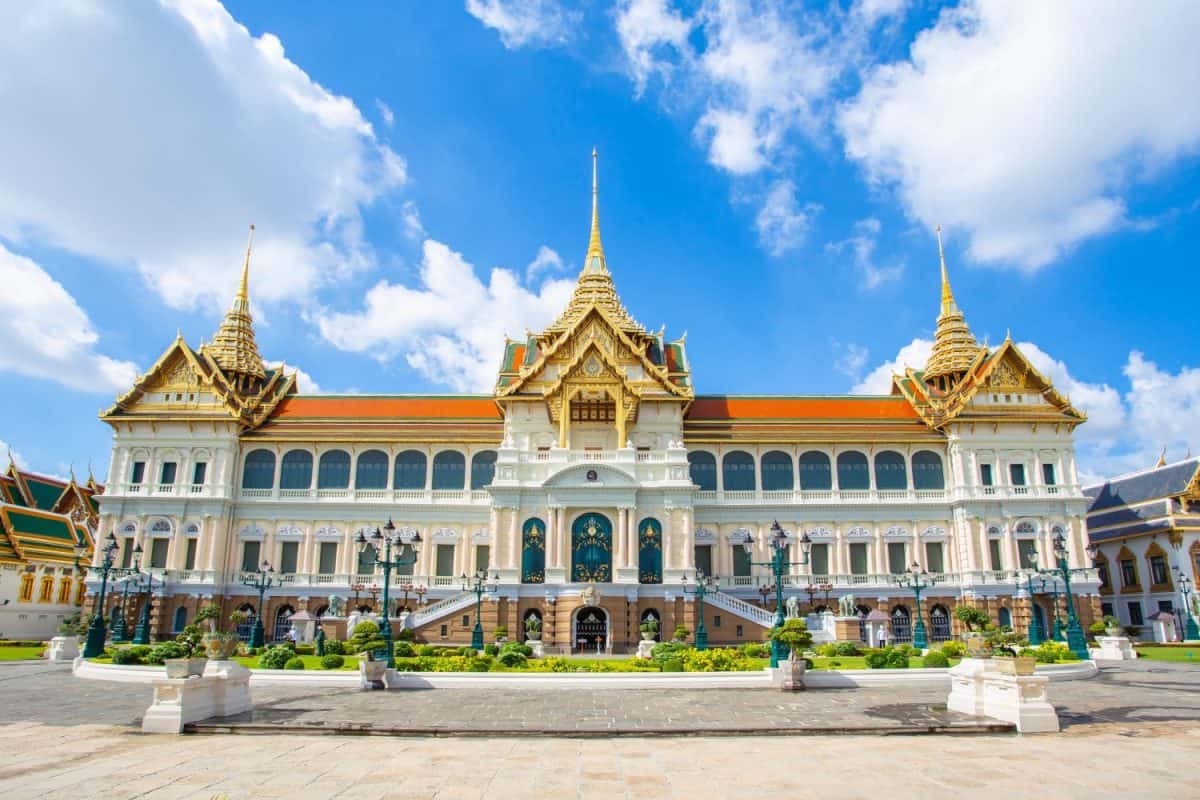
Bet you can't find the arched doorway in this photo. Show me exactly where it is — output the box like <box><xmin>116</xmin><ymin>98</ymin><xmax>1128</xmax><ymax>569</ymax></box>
<box><xmin>855</xmin><ymin>604</ymin><xmax>871</xmax><ymax>642</ymax></box>
<box><xmin>890</xmin><ymin>606</ymin><xmax>912</xmax><ymax>643</ymax></box>
<box><xmin>930</xmin><ymin>604</ymin><xmax>951</xmax><ymax>641</ymax></box>
<box><xmin>273</xmin><ymin>605</ymin><xmax>295</xmax><ymax>642</ymax></box>
<box><xmin>1032</xmin><ymin>604</ymin><xmax>1047</xmax><ymax>637</ymax></box>
<box><xmin>573</xmin><ymin>606</ymin><xmax>609</xmax><ymax>653</ymax></box>
<box><xmin>571</xmin><ymin>513</ymin><xmax>613</xmax><ymax>583</ymax></box>
<box><xmin>236</xmin><ymin>603</ymin><xmax>256</xmax><ymax>642</ymax></box>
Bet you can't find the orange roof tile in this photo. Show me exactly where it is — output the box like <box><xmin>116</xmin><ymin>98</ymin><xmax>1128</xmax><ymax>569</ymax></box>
<box><xmin>686</xmin><ymin>396</ymin><xmax>921</xmax><ymax>421</ymax></box>
<box><xmin>272</xmin><ymin>396</ymin><xmax>502</xmax><ymax>420</ymax></box>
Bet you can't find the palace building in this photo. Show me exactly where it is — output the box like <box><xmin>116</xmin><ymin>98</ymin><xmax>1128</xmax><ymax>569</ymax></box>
<box><xmin>91</xmin><ymin>155</ymin><xmax>1101</xmax><ymax>651</ymax></box>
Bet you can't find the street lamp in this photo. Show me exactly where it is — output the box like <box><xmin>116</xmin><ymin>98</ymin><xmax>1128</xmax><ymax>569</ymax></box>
<box><xmin>462</xmin><ymin>568</ymin><xmax>498</xmax><ymax>651</ymax></box>
<box><xmin>82</xmin><ymin>533</ymin><xmax>120</xmax><ymax>658</ymax></box>
<box><xmin>1024</xmin><ymin>572</ymin><xmax>1044</xmax><ymax>645</ymax></box>
<box><xmin>1176</xmin><ymin>568</ymin><xmax>1200</xmax><ymax>641</ymax></box>
<box><xmin>743</xmin><ymin>521</ymin><xmax>811</xmax><ymax>667</ymax></box>
<box><xmin>896</xmin><ymin>562</ymin><xmax>936</xmax><ymax>649</ymax></box>
<box><xmin>414</xmin><ymin>584</ymin><xmax>428</xmax><ymax>607</ymax></box>
<box><xmin>681</xmin><ymin>569</ymin><xmax>716</xmax><ymax>650</ymax></box>
<box><xmin>356</xmin><ymin>519</ymin><xmax>421</xmax><ymax>668</ymax></box>
<box><xmin>131</xmin><ymin>567</ymin><xmax>159</xmax><ymax>645</ymax></box>
<box><xmin>757</xmin><ymin>582</ymin><xmax>774</xmax><ymax>610</ymax></box>
<box><xmin>242</xmin><ymin>560</ymin><xmax>276</xmax><ymax>649</ymax></box>
<box><xmin>1035</xmin><ymin>532</ymin><xmax>1091</xmax><ymax>660</ymax></box>
<box><xmin>111</xmin><ymin>545</ymin><xmax>142</xmax><ymax>643</ymax></box>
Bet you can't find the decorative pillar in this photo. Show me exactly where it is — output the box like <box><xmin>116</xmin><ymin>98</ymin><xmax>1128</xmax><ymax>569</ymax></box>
<box><xmin>617</xmin><ymin>507</ymin><xmax>628</xmax><ymax>570</ymax></box>
<box><xmin>507</xmin><ymin>507</ymin><xmax>519</xmax><ymax>569</ymax></box>
<box><xmin>682</xmin><ymin>510</ymin><xmax>694</xmax><ymax>571</ymax></box>
<box><xmin>558</xmin><ymin>393</ymin><xmax>569</xmax><ymax>449</ymax></box>
<box><xmin>1003</xmin><ymin>522</ymin><xmax>1018</xmax><ymax>572</ymax></box>
<box><xmin>546</xmin><ymin>508</ymin><xmax>557</xmax><ymax>568</ymax></box>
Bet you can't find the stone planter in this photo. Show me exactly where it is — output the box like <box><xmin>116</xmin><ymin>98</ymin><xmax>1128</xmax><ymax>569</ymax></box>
<box><xmin>203</xmin><ymin>634</ymin><xmax>240</xmax><ymax>660</ymax></box>
<box><xmin>779</xmin><ymin>654</ymin><xmax>807</xmax><ymax>691</ymax></box>
<box><xmin>994</xmin><ymin>656</ymin><xmax>1036</xmax><ymax>676</ymax></box>
<box><xmin>961</xmin><ymin>631</ymin><xmax>992</xmax><ymax>659</ymax></box>
<box><xmin>1106</xmin><ymin>627</ymin><xmax>1123</xmax><ymax>638</ymax></box>
<box><xmin>46</xmin><ymin>635</ymin><xmax>80</xmax><ymax>662</ymax></box>
<box><xmin>360</xmin><ymin>658</ymin><xmax>387</xmax><ymax>690</ymax></box>
<box><xmin>640</xmin><ymin>631</ymin><xmax>656</xmax><ymax>642</ymax></box>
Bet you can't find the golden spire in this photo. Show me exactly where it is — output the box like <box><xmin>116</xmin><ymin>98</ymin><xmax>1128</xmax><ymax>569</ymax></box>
<box><xmin>584</xmin><ymin>148</ymin><xmax>606</xmax><ymax>274</ymax></box>
<box><xmin>203</xmin><ymin>225</ymin><xmax>266</xmax><ymax>392</ymax></box>
<box><xmin>924</xmin><ymin>225</ymin><xmax>982</xmax><ymax>391</ymax></box>
<box><xmin>1156</xmin><ymin>446</ymin><xmax>1167</xmax><ymax>468</ymax></box>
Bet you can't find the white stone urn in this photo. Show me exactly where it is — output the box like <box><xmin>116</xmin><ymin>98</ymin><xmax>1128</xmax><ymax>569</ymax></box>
<box><xmin>779</xmin><ymin>652</ymin><xmax>807</xmax><ymax>691</ymax></box>
<box><xmin>360</xmin><ymin>658</ymin><xmax>387</xmax><ymax>689</ymax></box>
<box><xmin>46</xmin><ymin>635</ymin><xmax>80</xmax><ymax>662</ymax></box>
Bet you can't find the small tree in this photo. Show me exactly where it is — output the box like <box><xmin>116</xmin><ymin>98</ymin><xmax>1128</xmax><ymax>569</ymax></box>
<box><xmin>769</xmin><ymin>619</ymin><xmax>813</xmax><ymax>660</ymax></box>
<box><xmin>494</xmin><ymin>625</ymin><xmax>509</xmax><ymax>642</ymax></box>
<box><xmin>954</xmin><ymin>605</ymin><xmax>990</xmax><ymax>632</ymax></box>
<box><xmin>194</xmin><ymin>603</ymin><xmax>222</xmax><ymax>633</ymax></box>
<box><xmin>672</xmin><ymin>625</ymin><xmax>690</xmax><ymax>642</ymax></box>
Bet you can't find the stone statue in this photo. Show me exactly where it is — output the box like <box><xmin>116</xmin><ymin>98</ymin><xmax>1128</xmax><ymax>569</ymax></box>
<box><xmin>838</xmin><ymin>594</ymin><xmax>856</xmax><ymax>617</ymax></box>
<box><xmin>327</xmin><ymin>595</ymin><xmax>345</xmax><ymax>617</ymax></box>
<box><xmin>785</xmin><ymin>595</ymin><xmax>800</xmax><ymax>619</ymax></box>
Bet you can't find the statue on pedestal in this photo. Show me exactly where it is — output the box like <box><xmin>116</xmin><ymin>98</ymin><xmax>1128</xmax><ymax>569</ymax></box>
<box><xmin>785</xmin><ymin>595</ymin><xmax>800</xmax><ymax>619</ymax></box>
<box><xmin>838</xmin><ymin>594</ymin><xmax>856</xmax><ymax>617</ymax></box>
<box><xmin>327</xmin><ymin>595</ymin><xmax>345</xmax><ymax>617</ymax></box>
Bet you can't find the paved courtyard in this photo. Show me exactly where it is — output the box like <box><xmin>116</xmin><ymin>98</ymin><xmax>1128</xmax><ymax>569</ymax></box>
<box><xmin>0</xmin><ymin>660</ymin><xmax>1195</xmax><ymax>798</ymax></box>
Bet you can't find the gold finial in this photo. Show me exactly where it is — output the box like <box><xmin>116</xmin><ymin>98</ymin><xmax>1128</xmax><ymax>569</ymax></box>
<box><xmin>584</xmin><ymin>149</ymin><xmax>606</xmax><ymax>274</ymax></box>
<box><xmin>1005</xmin><ymin>328</ymin><xmax>1012</xmax><ymax>342</ymax></box>
<box><xmin>924</xmin><ymin>224</ymin><xmax>981</xmax><ymax>390</ymax></box>
<box><xmin>238</xmin><ymin>224</ymin><xmax>255</xmax><ymax>303</ymax></box>
<box><xmin>1156</xmin><ymin>446</ymin><xmax>1167</xmax><ymax>468</ymax></box>
<box><xmin>5</xmin><ymin>447</ymin><xmax>14</xmax><ymax>470</ymax></box>
<box><xmin>936</xmin><ymin>225</ymin><xmax>955</xmax><ymax>314</ymax></box>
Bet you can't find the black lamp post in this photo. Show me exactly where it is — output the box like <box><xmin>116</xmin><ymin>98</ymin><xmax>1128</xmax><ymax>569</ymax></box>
<box><xmin>1035</xmin><ymin>532</ymin><xmax>1091</xmax><ymax>660</ymax></box>
<box><xmin>356</xmin><ymin>519</ymin><xmax>421</xmax><ymax>668</ymax></box>
<box><xmin>744</xmin><ymin>521</ymin><xmax>811</xmax><ymax>667</ymax></box>
<box><xmin>82</xmin><ymin>533</ymin><xmax>120</xmax><ymax>658</ymax></box>
<box><xmin>896</xmin><ymin>562</ymin><xmax>936</xmax><ymax>649</ymax></box>
<box><xmin>682</xmin><ymin>569</ymin><xmax>716</xmax><ymax>650</ymax></box>
<box><xmin>1176</xmin><ymin>568</ymin><xmax>1200</xmax><ymax>641</ymax></box>
<box><xmin>131</xmin><ymin>566</ymin><xmax>159</xmax><ymax>646</ymax></box>
<box><xmin>462</xmin><ymin>568</ymin><xmax>498</xmax><ymax>651</ymax></box>
<box><xmin>242</xmin><ymin>560</ymin><xmax>276</xmax><ymax>649</ymax></box>
<box><xmin>111</xmin><ymin>545</ymin><xmax>142</xmax><ymax>643</ymax></box>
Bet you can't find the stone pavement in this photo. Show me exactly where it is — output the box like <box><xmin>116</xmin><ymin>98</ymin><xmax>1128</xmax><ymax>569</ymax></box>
<box><xmin>0</xmin><ymin>660</ymin><xmax>1196</xmax><ymax>798</ymax></box>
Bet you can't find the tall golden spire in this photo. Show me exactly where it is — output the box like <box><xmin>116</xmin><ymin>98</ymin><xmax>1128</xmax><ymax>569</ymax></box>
<box><xmin>204</xmin><ymin>225</ymin><xmax>266</xmax><ymax>393</ymax></box>
<box><xmin>924</xmin><ymin>225</ymin><xmax>981</xmax><ymax>392</ymax></box>
<box><xmin>584</xmin><ymin>147</ymin><xmax>607</xmax><ymax>274</ymax></box>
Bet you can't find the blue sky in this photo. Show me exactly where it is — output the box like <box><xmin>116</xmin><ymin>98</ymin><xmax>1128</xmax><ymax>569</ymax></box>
<box><xmin>0</xmin><ymin>0</ymin><xmax>1198</xmax><ymax>483</ymax></box>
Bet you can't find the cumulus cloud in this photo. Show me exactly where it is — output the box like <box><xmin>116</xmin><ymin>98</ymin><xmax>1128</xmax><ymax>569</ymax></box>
<box><xmin>839</xmin><ymin>0</ymin><xmax>1200</xmax><ymax>269</ymax></box>
<box><xmin>0</xmin><ymin>244</ymin><xmax>138</xmax><ymax>393</ymax></box>
<box><xmin>614</xmin><ymin>0</ymin><xmax>693</xmax><ymax>96</ymax></box>
<box><xmin>318</xmin><ymin>240</ymin><xmax>575</xmax><ymax>392</ymax></box>
<box><xmin>266</xmin><ymin>360</ymin><xmax>323</xmax><ymax>394</ymax></box>
<box><xmin>401</xmin><ymin>201</ymin><xmax>426</xmax><ymax>240</ymax></box>
<box><xmin>852</xmin><ymin>336</ymin><xmax>1200</xmax><ymax>482</ymax></box>
<box><xmin>754</xmin><ymin>180</ymin><xmax>818</xmax><ymax>256</ymax></box>
<box><xmin>0</xmin><ymin>1</ymin><xmax>406</xmax><ymax>310</ymax></box>
<box><xmin>825</xmin><ymin>217</ymin><xmax>903</xmax><ymax>289</ymax></box>
<box><xmin>465</xmin><ymin>0</ymin><xmax>579</xmax><ymax>49</ymax></box>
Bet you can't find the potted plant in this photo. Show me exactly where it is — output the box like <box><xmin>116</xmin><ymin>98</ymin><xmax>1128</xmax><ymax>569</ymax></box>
<box><xmin>197</xmin><ymin>604</ymin><xmax>245</xmax><ymax>660</ymax></box>
<box><xmin>524</xmin><ymin>616</ymin><xmax>542</xmax><ymax>642</ymax></box>
<box><xmin>639</xmin><ymin>618</ymin><xmax>659</xmax><ymax>642</ymax></box>
<box><xmin>769</xmin><ymin>619</ymin><xmax>813</xmax><ymax>691</ymax></box>
<box><xmin>494</xmin><ymin>625</ymin><xmax>509</xmax><ymax>644</ymax></box>
<box><xmin>163</xmin><ymin>622</ymin><xmax>209</xmax><ymax>678</ymax></box>
<box><xmin>672</xmin><ymin>625</ymin><xmax>690</xmax><ymax>643</ymax></box>
<box><xmin>954</xmin><ymin>606</ymin><xmax>993</xmax><ymax>658</ymax></box>
<box><xmin>1102</xmin><ymin>615</ymin><xmax>1123</xmax><ymax>637</ymax></box>
<box><xmin>986</xmin><ymin>629</ymin><xmax>1034</xmax><ymax>675</ymax></box>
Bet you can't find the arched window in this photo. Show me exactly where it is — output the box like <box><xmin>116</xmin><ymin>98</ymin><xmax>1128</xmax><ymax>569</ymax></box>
<box><xmin>56</xmin><ymin>577</ymin><xmax>72</xmax><ymax>604</ymax></box>
<box><xmin>638</xmin><ymin>518</ymin><xmax>663</xmax><ymax>584</ymax></box>
<box><xmin>998</xmin><ymin>607</ymin><xmax>1012</xmax><ymax>629</ymax></box>
<box><xmin>798</xmin><ymin>451</ymin><xmax>832</xmax><ymax>490</ymax></box>
<box><xmin>874</xmin><ymin>451</ymin><xmax>907</xmax><ymax>490</ymax></box>
<box><xmin>394</xmin><ymin>450</ymin><xmax>427</xmax><ymax>490</ymax></box>
<box><xmin>74</xmin><ymin>580</ymin><xmax>86</xmax><ymax>606</ymax></box>
<box><xmin>241</xmin><ymin>449</ymin><xmax>276</xmax><ymax>489</ymax></box>
<box><xmin>1015</xmin><ymin>521</ymin><xmax>1036</xmax><ymax>534</ymax></box>
<box><xmin>761</xmin><ymin>451</ymin><xmax>794</xmax><ymax>491</ymax></box>
<box><xmin>17</xmin><ymin>574</ymin><xmax>33</xmax><ymax>603</ymax></box>
<box><xmin>722</xmin><ymin>451</ymin><xmax>756</xmax><ymax>491</ymax></box>
<box><xmin>279</xmin><ymin>450</ymin><xmax>313</xmax><ymax>490</ymax></box>
<box><xmin>930</xmin><ymin>604</ymin><xmax>951</xmax><ymax>641</ymax></box>
<box><xmin>272</xmin><ymin>606</ymin><xmax>295</xmax><ymax>643</ymax></box>
<box><xmin>432</xmin><ymin>451</ymin><xmax>466</xmax><ymax>490</ymax></box>
<box><xmin>172</xmin><ymin>606</ymin><xmax>188</xmax><ymax>633</ymax></box>
<box><xmin>890</xmin><ymin>605</ymin><xmax>912</xmax><ymax>643</ymax></box>
<box><xmin>912</xmin><ymin>450</ymin><xmax>945</xmax><ymax>490</ymax></box>
<box><xmin>688</xmin><ymin>452</ymin><xmax>717</xmax><ymax>491</ymax></box>
<box><xmin>521</xmin><ymin>518</ymin><xmax>546</xmax><ymax>584</ymax></box>
<box><xmin>317</xmin><ymin>450</ymin><xmax>351</xmax><ymax>489</ymax></box>
<box><xmin>355</xmin><ymin>450</ymin><xmax>389</xmax><ymax>489</ymax></box>
<box><xmin>38</xmin><ymin>576</ymin><xmax>53</xmax><ymax>603</ymax></box>
<box><xmin>470</xmin><ymin>451</ymin><xmax>498</xmax><ymax>490</ymax></box>
<box><xmin>236</xmin><ymin>604</ymin><xmax>256</xmax><ymax>642</ymax></box>
<box><xmin>837</xmin><ymin>451</ymin><xmax>869</xmax><ymax>490</ymax></box>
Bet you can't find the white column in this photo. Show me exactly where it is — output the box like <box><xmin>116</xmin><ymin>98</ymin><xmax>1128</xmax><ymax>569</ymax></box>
<box><xmin>558</xmin><ymin>508</ymin><xmax>568</xmax><ymax>570</ymax></box>
<box><xmin>507</xmin><ymin>508</ymin><xmax>519</xmax><ymax>569</ymax></box>
<box><xmin>682</xmin><ymin>510</ymin><xmax>694</xmax><ymax>571</ymax></box>
<box><xmin>1003</xmin><ymin>523</ymin><xmax>1018</xmax><ymax>571</ymax></box>
<box><xmin>911</xmin><ymin>525</ymin><xmax>922</xmax><ymax>570</ymax></box>
<box><xmin>546</xmin><ymin>508</ymin><xmax>557</xmax><ymax>568</ymax></box>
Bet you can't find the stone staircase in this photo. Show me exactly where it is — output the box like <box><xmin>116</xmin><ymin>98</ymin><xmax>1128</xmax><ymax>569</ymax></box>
<box><xmin>403</xmin><ymin>592</ymin><xmax>476</xmax><ymax>629</ymax></box>
<box><xmin>705</xmin><ymin>590</ymin><xmax>776</xmax><ymax>628</ymax></box>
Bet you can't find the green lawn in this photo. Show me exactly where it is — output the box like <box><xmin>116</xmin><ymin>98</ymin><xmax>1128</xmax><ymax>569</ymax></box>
<box><xmin>1134</xmin><ymin>646</ymin><xmax>1200</xmax><ymax>663</ymax></box>
<box><xmin>0</xmin><ymin>646</ymin><xmax>45</xmax><ymax>661</ymax></box>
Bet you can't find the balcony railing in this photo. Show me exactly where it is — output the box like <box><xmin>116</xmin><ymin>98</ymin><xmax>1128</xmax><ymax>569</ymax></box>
<box><xmin>692</xmin><ymin>485</ymin><xmax>1082</xmax><ymax>505</ymax></box>
<box><xmin>233</xmin><ymin>488</ymin><xmax>492</xmax><ymax>504</ymax></box>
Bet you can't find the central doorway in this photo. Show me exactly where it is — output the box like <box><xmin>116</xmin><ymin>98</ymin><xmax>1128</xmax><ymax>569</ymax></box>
<box><xmin>573</xmin><ymin>606</ymin><xmax>609</xmax><ymax>653</ymax></box>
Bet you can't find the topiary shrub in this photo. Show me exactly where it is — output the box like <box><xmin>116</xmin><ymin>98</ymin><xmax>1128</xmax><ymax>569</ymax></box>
<box><xmin>661</xmin><ymin>659</ymin><xmax>684</xmax><ymax>673</ymax></box>
<box><xmin>834</xmin><ymin>641</ymin><xmax>861</xmax><ymax>657</ymax></box>
<box><xmin>347</xmin><ymin>621</ymin><xmax>382</xmax><ymax>652</ymax></box>
<box><xmin>497</xmin><ymin>650</ymin><xmax>527</xmax><ymax>668</ymax></box>
<box><xmin>145</xmin><ymin>640</ymin><xmax>189</xmax><ymax>665</ymax></box>
<box><xmin>483</xmin><ymin>643</ymin><xmax>499</xmax><ymax>656</ymax></box>
<box><xmin>284</xmin><ymin>656</ymin><xmax>305</xmax><ymax>670</ymax></box>
<box><xmin>740</xmin><ymin>642</ymin><xmax>769</xmax><ymax>658</ymax></box>
<box><xmin>672</xmin><ymin>625</ymin><xmax>690</xmax><ymax>642</ymax></box>
<box><xmin>320</xmin><ymin>654</ymin><xmax>345</xmax><ymax>669</ymax></box>
<box><xmin>865</xmin><ymin>646</ymin><xmax>910</xmax><ymax>669</ymax></box>
<box><xmin>467</xmin><ymin>655</ymin><xmax>493</xmax><ymax>672</ymax></box>
<box><xmin>922</xmin><ymin>650</ymin><xmax>950</xmax><ymax>668</ymax></box>
<box><xmin>259</xmin><ymin>645</ymin><xmax>295</xmax><ymax>670</ymax></box>
<box><xmin>500</xmin><ymin>641</ymin><xmax>533</xmax><ymax>658</ymax></box>
<box><xmin>416</xmin><ymin>644</ymin><xmax>436</xmax><ymax>657</ymax></box>
<box><xmin>322</xmin><ymin>639</ymin><xmax>345</xmax><ymax>655</ymax></box>
<box><xmin>939</xmin><ymin>641</ymin><xmax>966</xmax><ymax>658</ymax></box>
<box><xmin>955</xmin><ymin>605</ymin><xmax>991</xmax><ymax>632</ymax></box>
<box><xmin>394</xmin><ymin>641</ymin><xmax>416</xmax><ymax>658</ymax></box>
<box><xmin>650</xmin><ymin>641</ymin><xmax>690</xmax><ymax>664</ymax></box>
<box><xmin>815</xmin><ymin>643</ymin><xmax>838</xmax><ymax>658</ymax></box>
<box><xmin>396</xmin><ymin>627</ymin><xmax>415</xmax><ymax>642</ymax></box>
<box><xmin>111</xmin><ymin>648</ymin><xmax>144</xmax><ymax>665</ymax></box>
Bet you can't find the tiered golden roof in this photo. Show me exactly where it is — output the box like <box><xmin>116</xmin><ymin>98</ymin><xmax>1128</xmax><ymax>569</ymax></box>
<box><xmin>923</xmin><ymin>225</ymin><xmax>981</xmax><ymax>390</ymax></box>
<box><xmin>202</xmin><ymin>225</ymin><xmax>266</xmax><ymax>391</ymax></box>
<box><xmin>543</xmin><ymin>150</ymin><xmax>644</xmax><ymax>337</ymax></box>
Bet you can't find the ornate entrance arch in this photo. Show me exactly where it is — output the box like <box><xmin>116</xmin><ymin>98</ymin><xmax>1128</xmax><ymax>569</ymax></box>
<box><xmin>571</xmin><ymin>513</ymin><xmax>612</xmax><ymax>582</ymax></box>
<box><xmin>573</xmin><ymin>605</ymin><xmax>609</xmax><ymax>653</ymax></box>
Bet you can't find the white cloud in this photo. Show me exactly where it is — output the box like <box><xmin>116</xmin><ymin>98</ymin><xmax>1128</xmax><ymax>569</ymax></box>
<box><xmin>318</xmin><ymin>240</ymin><xmax>575</xmax><ymax>392</ymax></box>
<box><xmin>825</xmin><ymin>217</ymin><xmax>903</xmax><ymax>289</ymax></box>
<box><xmin>852</xmin><ymin>336</ymin><xmax>1200</xmax><ymax>482</ymax></box>
<box><xmin>754</xmin><ymin>180</ymin><xmax>817</xmax><ymax>256</ymax></box>
<box><xmin>833</xmin><ymin>342</ymin><xmax>870</xmax><ymax>381</ymax></box>
<box><xmin>0</xmin><ymin>243</ymin><xmax>138</xmax><ymax>393</ymax></box>
<box><xmin>401</xmin><ymin>201</ymin><xmax>425</xmax><ymax>240</ymax></box>
<box><xmin>0</xmin><ymin>1</ymin><xmax>406</xmax><ymax>310</ymax></box>
<box><xmin>376</xmin><ymin>99</ymin><xmax>395</xmax><ymax>128</ymax></box>
<box><xmin>839</xmin><ymin>0</ymin><xmax>1200</xmax><ymax>269</ymax></box>
<box><xmin>525</xmin><ymin>245</ymin><xmax>565</xmax><ymax>281</ymax></box>
<box><xmin>266</xmin><ymin>360</ymin><xmax>323</xmax><ymax>394</ymax></box>
<box><xmin>614</xmin><ymin>0</ymin><xmax>693</xmax><ymax>96</ymax></box>
<box><xmin>465</xmin><ymin>0</ymin><xmax>578</xmax><ymax>49</ymax></box>
<box><xmin>851</xmin><ymin>337</ymin><xmax>932</xmax><ymax>394</ymax></box>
